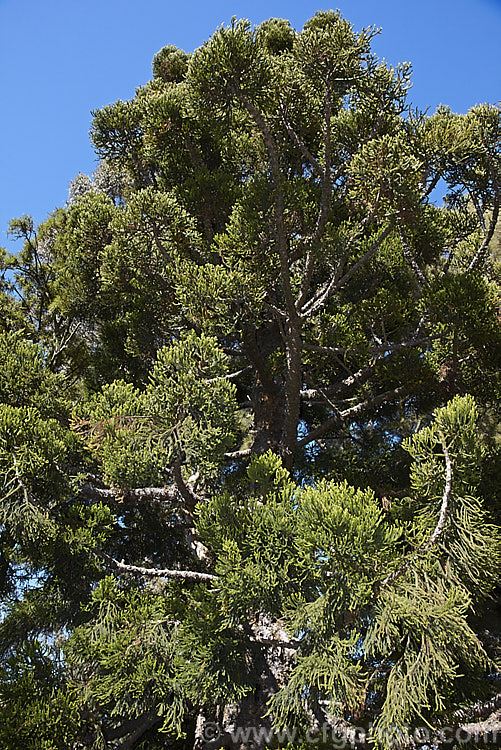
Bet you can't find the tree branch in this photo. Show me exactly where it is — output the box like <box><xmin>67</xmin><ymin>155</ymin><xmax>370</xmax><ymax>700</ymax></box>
<box><xmin>303</xmin><ymin>334</ymin><xmax>436</xmax><ymax>358</ymax></box>
<box><xmin>300</xmin><ymin>364</ymin><xmax>374</xmax><ymax>402</ymax></box>
<box><xmin>301</xmin><ymin>222</ymin><xmax>392</xmax><ymax>317</ymax></box>
<box><xmin>297</xmin><ymin>385</ymin><xmax>408</xmax><ymax>448</ymax></box>
<box><xmin>205</xmin><ymin>366</ymin><xmax>252</xmax><ymax>384</ymax></box>
<box><xmin>301</xmin><ymin>331</ymin><xmax>447</xmax><ymax>405</ymax></box>
<box><xmin>100</xmin><ymin>551</ymin><xmax>216</xmax><ymax>582</ymax></box>
<box><xmin>453</xmin><ymin>693</ymin><xmax>501</xmax><ymax>723</ymax></box>
<box><xmin>398</xmin><ymin>223</ymin><xmax>427</xmax><ymax>287</ymax></box>
<box><xmin>235</xmin><ymin>92</ymin><xmax>304</xmax><ymax>465</ymax></box>
<box><xmin>183</xmin><ymin>131</ymin><xmax>215</xmax><ymax>247</ymax></box>
<box><xmin>224</xmin><ymin>448</ymin><xmax>252</xmax><ymax>460</ymax></box>
<box><xmin>104</xmin><ymin>711</ymin><xmax>160</xmax><ymax>742</ymax></box>
<box><xmin>118</xmin><ymin>711</ymin><xmax>161</xmax><ymax>749</ymax></box>
<box><xmin>171</xmin><ymin>460</ymin><xmax>205</xmax><ymax>513</ymax></box>
<box><xmin>333</xmin><ymin>223</ymin><xmax>393</xmax><ymax>292</ymax></box>
<box><xmin>12</xmin><ymin>451</ymin><xmax>46</xmax><ymax>512</ymax></box>
<box><xmin>468</xmin><ymin>190</ymin><xmax>500</xmax><ymax>272</ymax></box>
<box><xmin>79</xmin><ymin>484</ymin><xmax>181</xmax><ymax>505</ymax></box>
<box><xmin>421</xmin><ymin>169</ymin><xmax>442</xmax><ymax>200</ymax></box>
<box><xmin>295</xmin><ymin>82</ymin><xmax>333</xmax><ymax>310</ymax></box>
<box><xmin>380</xmin><ymin>428</ymin><xmax>452</xmax><ymax>587</ymax></box>
<box><xmin>454</xmin><ymin>712</ymin><xmax>501</xmax><ymax>745</ymax></box>
<box><xmin>280</xmin><ymin>106</ymin><xmax>323</xmax><ymax>178</ymax></box>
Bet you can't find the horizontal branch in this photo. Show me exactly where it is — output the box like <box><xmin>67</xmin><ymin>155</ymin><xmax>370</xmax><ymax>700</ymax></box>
<box><xmin>248</xmin><ymin>635</ymin><xmax>299</xmax><ymax>650</ymax></box>
<box><xmin>205</xmin><ymin>366</ymin><xmax>252</xmax><ymax>384</ymax></box>
<box><xmin>297</xmin><ymin>385</ymin><xmax>408</xmax><ymax>448</ymax></box>
<box><xmin>224</xmin><ymin>448</ymin><xmax>252</xmax><ymax>460</ymax></box>
<box><xmin>455</xmin><ymin>713</ymin><xmax>501</xmax><ymax>744</ymax></box>
<box><xmin>300</xmin><ymin>364</ymin><xmax>374</xmax><ymax>402</ymax></box>
<box><xmin>100</xmin><ymin>551</ymin><xmax>216</xmax><ymax>582</ymax></box>
<box><xmin>303</xmin><ymin>335</ymin><xmax>436</xmax><ymax>359</ymax></box>
<box><xmin>79</xmin><ymin>484</ymin><xmax>180</xmax><ymax>504</ymax></box>
<box><xmin>453</xmin><ymin>693</ymin><xmax>501</xmax><ymax>723</ymax></box>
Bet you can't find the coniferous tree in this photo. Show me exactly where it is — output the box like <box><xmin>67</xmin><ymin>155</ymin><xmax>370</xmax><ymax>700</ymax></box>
<box><xmin>0</xmin><ymin>12</ymin><xmax>500</xmax><ymax>749</ymax></box>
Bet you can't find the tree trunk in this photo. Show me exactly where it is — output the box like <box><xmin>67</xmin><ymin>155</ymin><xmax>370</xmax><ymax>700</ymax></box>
<box><xmin>244</xmin><ymin>322</ymin><xmax>290</xmax><ymax>459</ymax></box>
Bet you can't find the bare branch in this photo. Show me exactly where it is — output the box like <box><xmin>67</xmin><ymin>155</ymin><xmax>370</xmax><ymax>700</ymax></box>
<box><xmin>453</xmin><ymin>693</ymin><xmax>501</xmax><ymax>723</ymax></box>
<box><xmin>100</xmin><ymin>551</ymin><xmax>216</xmax><ymax>582</ymax></box>
<box><xmin>300</xmin><ymin>364</ymin><xmax>374</xmax><ymax>402</ymax></box>
<box><xmin>301</xmin><ymin>332</ymin><xmax>447</xmax><ymax>405</ymax></box>
<box><xmin>236</xmin><ymin>92</ymin><xmax>295</xmax><ymax>311</ymax></box>
<box><xmin>303</xmin><ymin>342</ymin><xmax>347</xmax><ymax>356</ymax></box>
<box><xmin>303</xmin><ymin>334</ymin><xmax>437</xmax><ymax>358</ymax></box>
<box><xmin>468</xmin><ymin>187</ymin><xmax>488</xmax><ymax>233</ymax></box>
<box><xmin>468</xmin><ymin>149</ymin><xmax>500</xmax><ymax>272</ymax></box>
<box><xmin>297</xmin><ymin>385</ymin><xmax>408</xmax><ymax>448</ymax></box>
<box><xmin>236</xmin><ymin>93</ymin><xmax>304</xmax><ymax>465</ymax></box>
<box><xmin>330</xmin><ymin>97</ymin><xmax>387</xmax><ymax>187</ymax></box>
<box><xmin>183</xmin><ymin>131</ymin><xmax>215</xmax><ymax>248</ymax></box>
<box><xmin>224</xmin><ymin>448</ymin><xmax>252</xmax><ymax>460</ymax></box>
<box><xmin>333</xmin><ymin>223</ymin><xmax>393</xmax><ymax>292</ymax></box>
<box><xmin>79</xmin><ymin>484</ymin><xmax>180</xmax><ymax>505</ymax></box>
<box><xmin>49</xmin><ymin>321</ymin><xmax>83</xmax><ymax>366</ymax></box>
<box><xmin>425</xmin><ymin>429</ymin><xmax>453</xmax><ymax>547</ymax></box>
<box><xmin>339</xmin><ymin>385</ymin><xmax>408</xmax><ymax>421</ymax></box>
<box><xmin>12</xmin><ymin>451</ymin><xmax>46</xmax><ymax>512</ymax></box>
<box><xmin>301</xmin><ymin>223</ymin><xmax>393</xmax><ymax>318</ymax></box>
<box><xmin>295</xmin><ymin>82</ymin><xmax>333</xmax><ymax>310</ymax></box>
<box><xmin>421</xmin><ymin>169</ymin><xmax>442</xmax><ymax>200</ymax></box>
<box><xmin>248</xmin><ymin>636</ymin><xmax>299</xmax><ymax>650</ymax></box>
<box><xmin>118</xmin><ymin>712</ymin><xmax>161</xmax><ymax>749</ymax></box>
<box><xmin>455</xmin><ymin>712</ymin><xmax>501</xmax><ymax>744</ymax></box>
<box><xmin>295</xmin><ymin>246</ymin><xmax>316</xmax><ymax>311</ymax></box>
<box><xmin>205</xmin><ymin>366</ymin><xmax>252</xmax><ymax>384</ymax></box>
<box><xmin>104</xmin><ymin>712</ymin><xmax>160</xmax><ymax>742</ymax></box>
<box><xmin>468</xmin><ymin>197</ymin><xmax>500</xmax><ymax>272</ymax></box>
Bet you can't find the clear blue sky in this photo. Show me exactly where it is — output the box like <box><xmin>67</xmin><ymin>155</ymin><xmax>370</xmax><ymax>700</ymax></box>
<box><xmin>1</xmin><ymin>0</ymin><xmax>500</xmax><ymax>251</ymax></box>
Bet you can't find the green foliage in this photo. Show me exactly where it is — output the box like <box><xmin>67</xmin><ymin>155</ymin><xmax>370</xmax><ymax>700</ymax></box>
<box><xmin>402</xmin><ymin>396</ymin><xmax>501</xmax><ymax>595</ymax></box>
<box><xmin>189</xmin><ymin>18</ymin><xmax>272</xmax><ymax>107</ymax></box>
<box><xmin>246</xmin><ymin>449</ymin><xmax>294</xmax><ymax>498</ymax></box>
<box><xmin>74</xmin><ymin>332</ymin><xmax>239</xmax><ymax>484</ymax></box>
<box><xmin>0</xmin><ymin>640</ymin><xmax>80</xmax><ymax>749</ymax></box>
<box><xmin>0</xmin><ymin>331</ymin><xmax>68</xmax><ymax>416</ymax></box>
<box><xmin>152</xmin><ymin>45</ymin><xmax>190</xmax><ymax>83</ymax></box>
<box><xmin>67</xmin><ymin>577</ymin><xmax>190</xmax><ymax>738</ymax></box>
<box><xmin>1</xmin><ymin>10</ymin><xmax>500</xmax><ymax>749</ymax></box>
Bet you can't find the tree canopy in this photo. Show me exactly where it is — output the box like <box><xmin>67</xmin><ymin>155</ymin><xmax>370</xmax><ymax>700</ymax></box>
<box><xmin>0</xmin><ymin>11</ymin><xmax>500</xmax><ymax>750</ymax></box>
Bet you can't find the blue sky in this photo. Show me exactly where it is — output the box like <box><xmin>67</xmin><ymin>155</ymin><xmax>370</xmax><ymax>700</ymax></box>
<box><xmin>1</xmin><ymin>0</ymin><xmax>500</xmax><ymax>252</ymax></box>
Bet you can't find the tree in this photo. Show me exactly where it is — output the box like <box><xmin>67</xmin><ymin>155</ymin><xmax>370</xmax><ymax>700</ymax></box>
<box><xmin>0</xmin><ymin>11</ymin><xmax>500</xmax><ymax>749</ymax></box>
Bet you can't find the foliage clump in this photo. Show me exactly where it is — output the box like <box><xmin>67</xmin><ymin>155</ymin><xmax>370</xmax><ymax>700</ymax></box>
<box><xmin>0</xmin><ymin>10</ymin><xmax>500</xmax><ymax>750</ymax></box>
